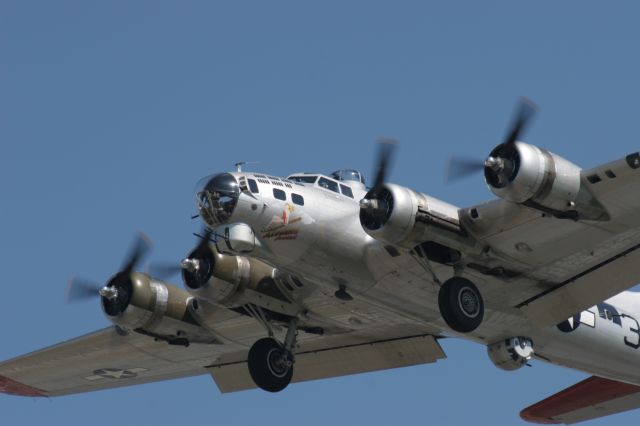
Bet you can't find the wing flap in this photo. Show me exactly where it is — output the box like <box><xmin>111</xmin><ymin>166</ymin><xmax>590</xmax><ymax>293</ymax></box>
<box><xmin>208</xmin><ymin>334</ymin><xmax>445</xmax><ymax>393</ymax></box>
<box><xmin>517</xmin><ymin>243</ymin><xmax>640</xmax><ymax>327</ymax></box>
<box><xmin>521</xmin><ymin>376</ymin><xmax>640</xmax><ymax>424</ymax></box>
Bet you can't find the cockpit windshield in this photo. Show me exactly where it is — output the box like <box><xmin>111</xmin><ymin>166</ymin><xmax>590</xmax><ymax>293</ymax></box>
<box><xmin>330</xmin><ymin>169</ymin><xmax>365</xmax><ymax>184</ymax></box>
<box><xmin>289</xmin><ymin>175</ymin><xmax>318</xmax><ymax>184</ymax></box>
<box><xmin>194</xmin><ymin>173</ymin><xmax>239</xmax><ymax>228</ymax></box>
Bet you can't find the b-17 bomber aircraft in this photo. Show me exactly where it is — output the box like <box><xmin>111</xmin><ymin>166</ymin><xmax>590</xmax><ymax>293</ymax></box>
<box><xmin>4</xmin><ymin>99</ymin><xmax>640</xmax><ymax>424</ymax></box>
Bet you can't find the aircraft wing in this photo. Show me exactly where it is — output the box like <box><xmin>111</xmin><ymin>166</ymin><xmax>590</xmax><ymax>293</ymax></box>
<box><xmin>520</xmin><ymin>376</ymin><xmax>640</xmax><ymax>424</ymax></box>
<box><xmin>0</xmin><ymin>327</ymin><xmax>220</xmax><ymax>397</ymax></box>
<box><xmin>462</xmin><ymin>152</ymin><xmax>640</xmax><ymax>327</ymax></box>
<box><xmin>0</xmin><ymin>322</ymin><xmax>445</xmax><ymax>397</ymax></box>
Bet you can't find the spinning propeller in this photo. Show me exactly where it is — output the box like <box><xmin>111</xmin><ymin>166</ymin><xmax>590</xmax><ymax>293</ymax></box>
<box><xmin>359</xmin><ymin>138</ymin><xmax>398</xmax><ymax>230</ymax></box>
<box><xmin>66</xmin><ymin>233</ymin><xmax>152</xmax><ymax>303</ymax></box>
<box><xmin>445</xmin><ymin>97</ymin><xmax>538</xmax><ymax>185</ymax></box>
<box><xmin>148</xmin><ymin>228</ymin><xmax>216</xmax><ymax>282</ymax></box>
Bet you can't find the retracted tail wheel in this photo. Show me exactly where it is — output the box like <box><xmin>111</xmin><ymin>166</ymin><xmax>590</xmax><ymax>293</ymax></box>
<box><xmin>248</xmin><ymin>337</ymin><xmax>293</xmax><ymax>392</ymax></box>
<box><xmin>438</xmin><ymin>277</ymin><xmax>484</xmax><ymax>333</ymax></box>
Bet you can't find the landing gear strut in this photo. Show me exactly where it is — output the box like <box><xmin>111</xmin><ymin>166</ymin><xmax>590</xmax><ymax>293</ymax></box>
<box><xmin>248</xmin><ymin>319</ymin><xmax>298</xmax><ymax>392</ymax></box>
<box><xmin>438</xmin><ymin>277</ymin><xmax>484</xmax><ymax>333</ymax></box>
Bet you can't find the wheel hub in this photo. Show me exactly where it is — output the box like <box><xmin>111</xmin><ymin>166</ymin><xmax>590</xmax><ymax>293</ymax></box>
<box><xmin>458</xmin><ymin>287</ymin><xmax>480</xmax><ymax>318</ymax></box>
<box><xmin>266</xmin><ymin>348</ymin><xmax>291</xmax><ymax>378</ymax></box>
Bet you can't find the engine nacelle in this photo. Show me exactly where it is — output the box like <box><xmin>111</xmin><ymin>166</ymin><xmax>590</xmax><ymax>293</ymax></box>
<box><xmin>485</xmin><ymin>142</ymin><xmax>581</xmax><ymax>213</ymax></box>
<box><xmin>181</xmin><ymin>242</ymin><xmax>301</xmax><ymax>316</ymax></box>
<box><xmin>359</xmin><ymin>183</ymin><xmax>466</xmax><ymax>251</ymax></box>
<box><xmin>487</xmin><ymin>337</ymin><xmax>534</xmax><ymax>371</ymax></box>
<box><xmin>101</xmin><ymin>272</ymin><xmax>216</xmax><ymax>344</ymax></box>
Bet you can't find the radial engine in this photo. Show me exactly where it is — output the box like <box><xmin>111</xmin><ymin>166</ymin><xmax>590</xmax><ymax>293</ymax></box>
<box><xmin>100</xmin><ymin>272</ymin><xmax>217</xmax><ymax>346</ymax></box>
<box><xmin>181</xmin><ymin>238</ymin><xmax>303</xmax><ymax>318</ymax></box>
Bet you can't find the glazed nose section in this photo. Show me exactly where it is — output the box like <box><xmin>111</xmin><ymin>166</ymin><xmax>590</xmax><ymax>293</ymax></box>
<box><xmin>195</xmin><ymin>173</ymin><xmax>240</xmax><ymax>228</ymax></box>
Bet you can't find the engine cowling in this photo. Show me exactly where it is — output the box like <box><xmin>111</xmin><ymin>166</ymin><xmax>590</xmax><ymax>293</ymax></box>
<box><xmin>359</xmin><ymin>183</ymin><xmax>466</xmax><ymax>251</ymax></box>
<box><xmin>181</xmin><ymin>242</ymin><xmax>301</xmax><ymax>316</ymax></box>
<box><xmin>487</xmin><ymin>336</ymin><xmax>534</xmax><ymax>371</ymax></box>
<box><xmin>485</xmin><ymin>142</ymin><xmax>581</xmax><ymax>213</ymax></box>
<box><xmin>101</xmin><ymin>272</ymin><xmax>215</xmax><ymax>344</ymax></box>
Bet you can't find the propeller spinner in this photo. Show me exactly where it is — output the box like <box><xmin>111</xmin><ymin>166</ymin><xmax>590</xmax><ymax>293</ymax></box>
<box><xmin>148</xmin><ymin>228</ymin><xmax>216</xmax><ymax>289</ymax></box>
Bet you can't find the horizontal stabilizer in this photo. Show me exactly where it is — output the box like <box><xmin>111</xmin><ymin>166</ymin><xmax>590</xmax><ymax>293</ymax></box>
<box><xmin>521</xmin><ymin>376</ymin><xmax>640</xmax><ymax>424</ymax></box>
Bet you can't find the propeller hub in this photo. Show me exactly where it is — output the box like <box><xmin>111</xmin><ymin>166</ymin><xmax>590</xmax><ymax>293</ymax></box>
<box><xmin>99</xmin><ymin>286</ymin><xmax>119</xmax><ymax>300</ymax></box>
<box><xmin>181</xmin><ymin>258</ymin><xmax>200</xmax><ymax>273</ymax></box>
<box><xmin>359</xmin><ymin>198</ymin><xmax>379</xmax><ymax>210</ymax></box>
<box><xmin>484</xmin><ymin>156</ymin><xmax>504</xmax><ymax>171</ymax></box>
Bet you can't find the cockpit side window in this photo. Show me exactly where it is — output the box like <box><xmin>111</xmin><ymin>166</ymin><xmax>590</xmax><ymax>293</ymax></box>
<box><xmin>340</xmin><ymin>184</ymin><xmax>354</xmax><ymax>198</ymax></box>
<box><xmin>248</xmin><ymin>179</ymin><xmax>259</xmax><ymax>193</ymax></box>
<box><xmin>318</xmin><ymin>177</ymin><xmax>339</xmax><ymax>193</ymax></box>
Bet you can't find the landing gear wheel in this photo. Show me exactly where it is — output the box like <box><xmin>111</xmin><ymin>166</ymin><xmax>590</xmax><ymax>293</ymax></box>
<box><xmin>438</xmin><ymin>277</ymin><xmax>484</xmax><ymax>333</ymax></box>
<box><xmin>248</xmin><ymin>337</ymin><xmax>293</xmax><ymax>392</ymax></box>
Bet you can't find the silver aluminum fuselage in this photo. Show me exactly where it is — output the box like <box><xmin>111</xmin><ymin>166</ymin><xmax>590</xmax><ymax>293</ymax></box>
<box><xmin>211</xmin><ymin>171</ymin><xmax>640</xmax><ymax>386</ymax></box>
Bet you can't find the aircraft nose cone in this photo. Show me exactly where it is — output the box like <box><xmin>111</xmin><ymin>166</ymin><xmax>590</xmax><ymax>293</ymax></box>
<box><xmin>195</xmin><ymin>173</ymin><xmax>240</xmax><ymax>228</ymax></box>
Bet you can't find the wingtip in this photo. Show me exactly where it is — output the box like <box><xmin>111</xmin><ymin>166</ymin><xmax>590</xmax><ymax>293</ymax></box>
<box><xmin>0</xmin><ymin>374</ymin><xmax>46</xmax><ymax>397</ymax></box>
<box><xmin>520</xmin><ymin>407</ymin><xmax>562</xmax><ymax>424</ymax></box>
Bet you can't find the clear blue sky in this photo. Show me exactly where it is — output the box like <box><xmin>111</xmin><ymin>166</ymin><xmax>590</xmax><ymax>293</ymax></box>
<box><xmin>2</xmin><ymin>1</ymin><xmax>640</xmax><ymax>424</ymax></box>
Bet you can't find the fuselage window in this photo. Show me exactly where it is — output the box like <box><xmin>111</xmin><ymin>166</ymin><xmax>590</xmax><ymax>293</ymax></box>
<box><xmin>318</xmin><ymin>177</ymin><xmax>339</xmax><ymax>193</ymax></box>
<box><xmin>340</xmin><ymin>184</ymin><xmax>354</xmax><ymax>198</ymax></box>
<box><xmin>289</xmin><ymin>175</ymin><xmax>318</xmax><ymax>184</ymax></box>
<box><xmin>248</xmin><ymin>179</ymin><xmax>259</xmax><ymax>193</ymax></box>
<box><xmin>292</xmin><ymin>193</ymin><xmax>304</xmax><ymax>206</ymax></box>
<box><xmin>273</xmin><ymin>188</ymin><xmax>287</xmax><ymax>201</ymax></box>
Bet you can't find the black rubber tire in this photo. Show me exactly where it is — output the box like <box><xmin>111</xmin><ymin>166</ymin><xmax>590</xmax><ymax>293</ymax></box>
<box><xmin>438</xmin><ymin>277</ymin><xmax>484</xmax><ymax>333</ymax></box>
<box><xmin>247</xmin><ymin>337</ymin><xmax>293</xmax><ymax>392</ymax></box>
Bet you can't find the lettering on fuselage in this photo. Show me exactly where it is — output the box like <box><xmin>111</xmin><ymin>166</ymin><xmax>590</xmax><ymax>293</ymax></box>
<box><xmin>556</xmin><ymin>302</ymin><xmax>640</xmax><ymax>350</ymax></box>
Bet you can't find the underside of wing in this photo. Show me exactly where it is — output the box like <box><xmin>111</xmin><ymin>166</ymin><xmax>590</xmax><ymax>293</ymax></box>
<box><xmin>455</xmin><ymin>151</ymin><xmax>640</xmax><ymax>326</ymax></box>
<box><xmin>0</xmin><ymin>316</ymin><xmax>445</xmax><ymax>398</ymax></box>
<box><xmin>521</xmin><ymin>376</ymin><xmax>640</xmax><ymax>424</ymax></box>
<box><xmin>0</xmin><ymin>327</ymin><xmax>221</xmax><ymax>397</ymax></box>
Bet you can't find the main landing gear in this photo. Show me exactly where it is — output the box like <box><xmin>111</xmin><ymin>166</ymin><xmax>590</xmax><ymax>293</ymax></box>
<box><xmin>248</xmin><ymin>318</ymin><xmax>298</xmax><ymax>392</ymax></box>
<box><xmin>410</xmin><ymin>245</ymin><xmax>484</xmax><ymax>334</ymax></box>
<box><xmin>438</xmin><ymin>276</ymin><xmax>484</xmax><ymax>333</ymax></box>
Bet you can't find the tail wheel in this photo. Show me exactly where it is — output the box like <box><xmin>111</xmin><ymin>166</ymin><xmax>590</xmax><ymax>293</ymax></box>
<box><xmin>438</xmin><ymin>277</ymin><xmax>484</xmax><ymax>333</ymax></box>
<box><xmin>248</xmin><ymin>337</ymin><xmax>293</xmax><ymax>392</ymax></box>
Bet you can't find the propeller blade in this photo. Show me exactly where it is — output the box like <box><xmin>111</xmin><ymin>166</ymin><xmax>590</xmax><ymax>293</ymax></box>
<box><xmin>445</xmin><ymin>156</ymin><xmax>486</xmax><ymax>183</ymax></box>
<box><xmin>371</xmin><ymin>138</ymin><xmax>398</xmax><ymax>194</ymax></box>
<box><xmin>502</xmin><ymin>97</ymin><xmax>538</xmax><ymax>155</ymax></box>
<box><xmin>194</xmin><ymin>228</ymin><xmax>214</xmax><ymax>251</ymax></box>
<box><xmin>66</xmin><ymin>277</ymin><xmax>102</xmax><ymax>303</ymax></box>
<box><xmin>120</xmin><ymin>233</ymin><xmax>152</xmax><ymax>275</ymax></box>
<box><xmin>148</xmin><ymin>262</ymin><xmax>182</xmax><ymax>280</ymax></box>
